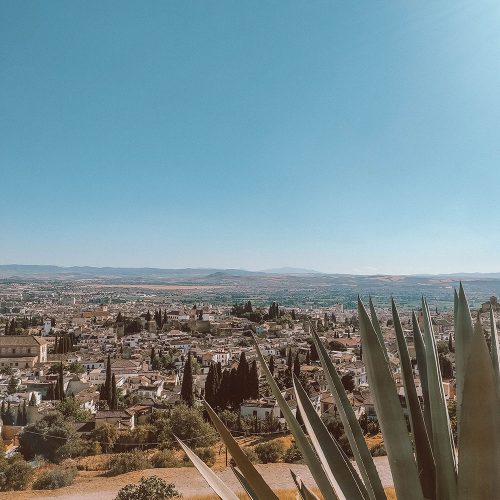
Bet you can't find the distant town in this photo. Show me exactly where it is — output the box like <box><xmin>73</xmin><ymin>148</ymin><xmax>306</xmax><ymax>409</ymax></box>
<box><xmin>0</xmin><ymin>268</ymin><xmax>498</xmax><ymax>496</ymax></box>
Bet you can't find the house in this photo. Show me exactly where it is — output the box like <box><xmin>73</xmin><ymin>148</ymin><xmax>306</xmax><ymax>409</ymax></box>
<box><xmin>95</xmin><ymin>410</ymin><xmax>134</xmax><ymax>429</ymax></box>
<box><xmin>0</xmin><ymin>336</ymin><xmax>48</xmax><ymax>368</ymax></box>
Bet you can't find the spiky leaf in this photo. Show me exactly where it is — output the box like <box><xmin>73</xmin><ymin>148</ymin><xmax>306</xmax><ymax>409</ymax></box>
<box><xmin>392</xmin><ymin>299</ymin><xmax>436</xmax><ymax>499</ymax></box>
<box><xmin>358</xmin><ymin>297</ymin><xmax>424</xmax><ymax>500</ymax></box>
<box><xmin>457</xmin><ymin>319</ymin><xmax>500</xmax><ymax>499</ymax></box>
<box><xmin>293</xmin><ymin>374</ymin><xmax>368</xmax><ymax>500</ymax></box>
<box><xmin>455</xmin><ymin>283</ymin><xmax>473</xmax><ymax>425</ymax></box>
<box><xmin>311</xmin><ymin>327</ymin><xmax>385</xmax><ymax>500</ymax></box>
<box><xmin>231</xmin><ymin>467</ymin><xmax>258</xmax><ymax>500</ymax></box>
<box><xmin>252</xmin><ymin>335</ymin><xmax>337</xmax><ymax>498</ymax></box>
<box><xmin>203</xmin><ymin>400</ymin><xmax>278</xmax><ymax>500</ymax></box>
<box><xmin>290</xmin><ymin>469</ymin><xmax>321</xmax><ymax>500</ymax></box>
<box><xmin>176</xmin><ymin>436</ymin><xmax>239</xmax><ymax>500</ymax></box>
<box><xmin>421</xmin><ymin>298</ymin><xmax>457</xmax><ymax>499</ymax></box>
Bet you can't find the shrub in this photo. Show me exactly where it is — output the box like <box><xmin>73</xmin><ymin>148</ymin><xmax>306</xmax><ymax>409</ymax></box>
<box><xmin>229</xmin><ymin>446</ymin><xmax>259</xmax><ymax>466</ymax></box>
<box><xmin>338</xmin><ymin>433</ymin><xmax>353</xmax><ymax>458</ymax></box>
<box><xmin>108</xmin><ymin>451</ymin><xmax>150</xmax><ymax>476</ymax></box>
<box><xmin>33</xmin><ymin>466</ymin><xmax>77</xmax><ymax>490</ymax></box>
<box><xmin>254</xmin><ymin>440</ymin><xmax>284</xmax><ymax>464</ymax></box>
<box><xmin>186</xmin><ymin>447</ymin><xmax>215</xmax><ymax>467</ymax></box>
<box><xmin>0</xmin><ymin>455</ymin><xmax>34</xmax><ymax>491</ymax></box>
<box><xmin>153</xmin><ymin>405</ymin><xmax>216</xmax><ymax>449</ymax></box>
<box><xmin>19</xmin><ymin>412</ymin><xmax>77</xmax><ymax>462</ymax></box>
<box><xmin>152</xmin><ymin>450</ymin><xmax>180</xmax><ymax>469</ymax></box>
<box><xmin>283</xmin><ymin>444</ymin><xmax>303</xmax><ymax>463</ymax></box>
<box><xmin>115</xmin><ymin>475</ymin><xmax>180</xmax><ymax>500</ymax></box>
<box><xmin>370</xmin><ymin>443</ymin><xmax>387</xmax><ymax>457</ymax></box>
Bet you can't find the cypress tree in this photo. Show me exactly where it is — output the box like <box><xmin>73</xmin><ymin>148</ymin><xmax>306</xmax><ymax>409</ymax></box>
<box><xmin>310</xmin><ymin>342</ymin><xmax>319</xmax><ymax>362</ymax></box>
<box><xmin>54</xmin><ymin>379</ymin><xmax>60</xmax><ymax>401</ymax></box>
<box><xmin>3</xmin><ymin>320</ymin><xmax>8</xmax><ymax>335</ymax></box>
<box><xmin>180</xmin><ymin>352</ymin><xmax>194</xmax><ymax>406</ymax></box>
<box><xmin>46</xmin><ymin>383</ymin><xmax>55</xmax><ymax>401</ymax></box>
<box><xmin>0</xmin><ymin>401</ymin><xmax>5</xmax><ymax>420</ymax></box>
<box><xmin>287</xmin><ymin>349</ymin><xmax>293</xmax><ymax>374</ymax></box>
<box><xmin>105</xmin><ymin>355</ymin><xmax>112</xmax><ymax>404</ymax></box>
<box><xmin>204</xmin><ymin>364</ymin><xmax>216</xmax><ymax>408</ymax></box>
<box><xmin>16</xmin><ymin>407</ymin><xmax>23</xmax><ymax>426</ymax></box>
<box><xmin>269</xmin><ymin>355</ymin><xmax>275</xmax><ymax>375</ymax></box>
<box><xmin>111</xmin><ymin>374</ymin><xmax>117</xmax><ymax>410</ymax></box>
<box><xmin>448</xmin><ymin>334</ymin><xmax>454</xmax><ymax>353</ymax></box>
<box><xmin>229</xmin><ymin>367</ymin><xmax>239</xmax><ymax>407</ymax></box>
<box><xmin>54</xmin><ymin>335</ymin><xmax>58</xmax><ymax>353</ymax></box>
<box><xmin>218</xmin><ymin>369</ymin><xmax>230</xmax><ymax>409</ymax></box>
<box><xmin>5</xmin><ymin>402</ymin><xmax>14</xmax><ymax>425</ymax></box>
<box><xmin>236</xmin><ymin>352</ymin><xmax>249</xmax><ymax>401</ymax></box>
<box><xmin>305</xmin><ymin>351</ymin><xmax>311</xmax><ymax>365</ymax></box>
<box><xmin>248</xmin><ymin>360</ymin><xmax>259</xmax><ymax>399</ymax></box>
<box><xmin>293</xmin><ymin>353</ymin><xmax>301</xmax><ymax>378</ymax></box>
<box><xmin>22</xmin><ymin>400</ymin><xmax>28</xmax><ymax>426</ymax></box>
<box><xmin>150</xmin><ymin>347</ymin><xmax>155</xmax><ymax>366</ymax></box>
<box><xmin>58</xmin><ymin>363</ymin><xmax>65</xmax><ymax>401</ymax></box>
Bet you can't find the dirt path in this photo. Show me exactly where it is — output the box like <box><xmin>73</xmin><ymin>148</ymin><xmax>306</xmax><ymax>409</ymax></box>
<box><xmin>0</xmin><ymin>458</ymin><xmax>391</xmax><ymax>500</ymax></box>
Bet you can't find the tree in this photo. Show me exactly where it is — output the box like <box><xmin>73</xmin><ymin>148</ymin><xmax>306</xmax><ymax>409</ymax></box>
<box><xmin>45</xmin><ymin>383</ymin><xmax>56</xmax><ymax>401</ymax></box>
<box><xmin>310</xmin><ymin>342</ymin><xmax>319</xmax><ymax>362</ymax></box>
<box><xmin>305</xmin><ymin>351</ymin><xmax>311</xmax><ymax>365</ymax></box>
<box><xmin>56</xmin><ymin>397</ymin><xmax>91</xmax><ymax>421</ymax></box>
<box><xmin>111</xmin><ymin>374</ymin><xmax>118</xmax><ymax>410</ymax></box>
<box><xmin>104</xmin><ymin>355</ymin><xmax>112</xmax><ymax>405</ymax></box>
<box><xmin>116</xmin><ymin>311</ymin><xmax>123</xmax><ymax>323</ymax></box>
<box><xmin>237</xmin><ymin>352</ymin><xmax>249</xmax><ymax>401</ymax></box>
<box><xmin>269</xmin><ymin>355</ymin><xmax>275</xmax><ymax>375</ymax></box>
<box><xmin>218</xmin><ymin>369</ymin><xmax>231</xmax><ymax>409</ymax></box>
<box><xmin>287</xmin><ymin>349</ymin><xmax>293</xmax><ymax>374</ymax></box>
<box><xmin>58</xmin><ymin>363</ymin><xmax>65</xmax><ymax>401</ymax></box>
<box><xmin>22</xmin><ymin>401</ymin><xmax>28</xmax><ymax>426</ymax></box>
<box><xmin>448</xmin><ymin>334</ymin><xmax>454</xmax><ymax>353</ymax></box>
<box><xmin>180</xmin><ymin>352</ymin><xmax>194</xmax><ymax>406</ymax></box>
<box><xmin>7</xmin><ymin>376</ymin><xmax>18</xmax><ymax>395</ymax></box>
<box><xmin>293</xmin><ymin>353</ymin><xmax>301</xmax><ymax>378</ymax></box>
<box><xmin>229</xmin><ymin>367</ymin><xmax>239</xmax><ymax>407</ymax></box>
<box><xmin>68</xmin><ymin>362</ymin><xmax>84</xmax><ymax>374</ymax></box>
<box><xmin>291</xmin><ymin>309</ymin><xmax>297</xmax><ymax>320</ymax></box>
<box><xmin>341</xmin><ymin>372</ymin><xmax>355</xmax><ymax>392</ymax></box>
<box><xmin>20</xmin><ymin>412</ymin><xmax>77</xmax><ymax>461</ymax></box>
<box><xmin>92</xmin><ymin>422</ymin><xmax>118</xmax><ymax>453</ymax></box>
<box><xmin>4</xmin><ymin>402</ymin><xmax>15</xmax><ymax>425</ymax></box>
<box><xmin>115</xmin><ymin>475</ymin><xmax>180</xmax><ymax>500</ymax></box>
<box><xmin>248</xmin><ymin>360</ymin><xmax>259</xmax><ymax>399</ymax></box>
<box><xmin>204</xmin><ymin>364</ymin><xmax>217</xmax><ymax>408</ymax></box>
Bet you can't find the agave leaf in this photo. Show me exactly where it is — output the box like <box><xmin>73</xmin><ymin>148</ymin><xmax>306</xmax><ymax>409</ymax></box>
<box><xmin>203</xmin><ymin>400</ymin><xmax>279</xmax><ymax>500</ymax></box>
<box><xmin>369</xmin><ymin>297</ymin><xmax>390</xmax><ymax>366</ymax></box>
<box><xmin>311</xmin><ymin>326</ymin><xmax>385</xmax><ymax>500</ymax></box>
<box><xmin>392</xmin><ymin>300</ymin><xmax>436</xmax><ymax>499</ymax></box>
<box><xmin>412</xmin><ymin>311</ymin><xmax>432</xmax><ymax>438</ymax></box>
<box><xmin>421</xmin><ymin>298</ymin><xmax>457</xmax><ymax>499</ymax></box>
<box><xmin>175</xmin><ymin>436</ymin><xmax>239</xmax><ymax>500</ymax></box>
<box><xmin>457</xmin><ymin>319</ymin><xmax>500</xmax><ymax>499</ymax></box>
<box><xmin>489</xmin><ymin>307</ymin><xmax>500</xmax><ymax>387</ymax></box>
<box><xmin>231</xmin><ymin>467</ymin><xmax>259</xmax><ymax>500</ymax></box>
<box><xmin>290</xmin><ymin>469</ymin><xmax>321</xmax><ymax>500</ymax></box>
<box><xmin>358</xmin><ymin>297</ymin><xmax>424</xmax><ymax>500</ymax></box>
<box><xmin>454</xmin><ymin>283</ymin><xmax>473</xmax><ymax>426</ymax></box>
<box><xmin>252</xmin><ymin>335</ymin><xmax>338</xmax><ymax>499</ymax></box>
<box><xmin>293</xmin><ymin>374</ymin><xmax>368</xmax><ymax>500</ymax></box>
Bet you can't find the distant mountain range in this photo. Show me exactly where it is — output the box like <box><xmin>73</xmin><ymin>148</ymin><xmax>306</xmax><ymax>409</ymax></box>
<box><xmin>0</xmin><ymin>264</ymin><xmax>323</xmax><ymax>279</ymax></box>
<box><xmin>0</xmin><ymin>264</ymin><xmax>499</xmax><ymax>280</ymax></box>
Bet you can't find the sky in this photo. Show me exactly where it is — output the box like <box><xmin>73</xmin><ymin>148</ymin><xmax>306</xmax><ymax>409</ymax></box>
<box><xmin>1</xmin><ymin>1</ymin><xmax>500</xmax><ymax>275</ymax></box>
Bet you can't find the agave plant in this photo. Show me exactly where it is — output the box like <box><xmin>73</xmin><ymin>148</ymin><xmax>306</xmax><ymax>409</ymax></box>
<box><xmin>177</xmin><ymin>285</ymin><xmax>500</xmax><ymax>499</ymax></box>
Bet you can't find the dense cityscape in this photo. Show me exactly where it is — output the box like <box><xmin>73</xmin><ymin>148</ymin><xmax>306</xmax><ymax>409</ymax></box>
<box><xmin>0</xmin><ymin>268</ymin><xmax>499</xmax><ymax>497</ymax></box>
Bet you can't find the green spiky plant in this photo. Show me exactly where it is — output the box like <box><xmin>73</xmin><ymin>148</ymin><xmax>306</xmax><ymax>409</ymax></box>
<box><xmin>177</xmin><ymin>285</ymin><xmax>500</xmax><ymax>500</ymax></box>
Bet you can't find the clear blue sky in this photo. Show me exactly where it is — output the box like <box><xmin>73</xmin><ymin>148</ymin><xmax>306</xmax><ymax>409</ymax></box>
<box><xmin>1</xmin><ymin>1</ymin><xmax>500</xmax><ymax>274</ymax></box>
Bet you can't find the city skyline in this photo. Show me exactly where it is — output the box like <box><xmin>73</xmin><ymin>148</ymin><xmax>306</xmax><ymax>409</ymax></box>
<box><xmin>2</xmin><ymin>1</ymin><xmax>500</xmax><ymax>274</ymax></box>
